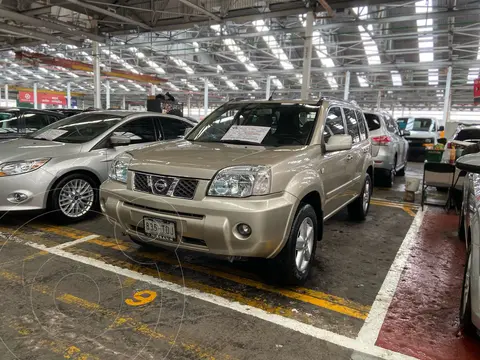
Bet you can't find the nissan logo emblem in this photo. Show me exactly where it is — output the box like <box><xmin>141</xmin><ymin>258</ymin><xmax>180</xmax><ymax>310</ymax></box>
<box><xmin>154</xmin><ymin>179</ymin><xmax>168</xmax><ymax>193</ymax></box>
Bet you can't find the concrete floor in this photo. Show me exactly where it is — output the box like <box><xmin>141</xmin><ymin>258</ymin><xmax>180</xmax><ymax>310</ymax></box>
<box><xmin>0</xmin><ymin>165</ymin><xmax>422</xmax><ymax>359</ymax></box>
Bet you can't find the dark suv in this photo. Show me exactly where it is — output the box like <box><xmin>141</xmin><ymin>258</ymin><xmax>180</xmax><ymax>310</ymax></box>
<box><xmin>0</xmin><ymin>108</ymin><xmax>64</xmax><ymax>140</ymax></box>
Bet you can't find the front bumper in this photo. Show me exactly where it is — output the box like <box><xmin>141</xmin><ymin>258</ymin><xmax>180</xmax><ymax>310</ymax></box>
<box><xmin>100</xmin><ymin>179</ymin><xmax>298</xmax><ymax>258</ymax></box>
<box><xmin>0</xmin><ymin>169</ymin><xmax>54</xmax><ymax>212</ymax></box>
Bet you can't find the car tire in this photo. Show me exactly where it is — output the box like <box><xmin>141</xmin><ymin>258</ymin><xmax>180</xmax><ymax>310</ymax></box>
<box><xmin>460</xmin><ymin>247</ymin><xmax>477</xmax><ymax>336</ymax></box>
<box><xmin>269</xmin><ymin>203</ymin><xmax>318</xmax><ymax>285</ymax></box>
<box><xmin>49</xmin><ymin>173</ymin><xmax>99</xmax><ymax>223</ymax></box>
<box><xmin>348</xmin><ymin>173</ymin><xmax>372</xmax><ymax>221</ymax></box>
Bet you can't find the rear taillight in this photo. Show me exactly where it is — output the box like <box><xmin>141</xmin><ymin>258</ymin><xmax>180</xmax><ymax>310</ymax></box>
<box><xmin>371</xmin><ymin>135</ymin><xmax>392</xmax><ymax>146</ymax></box>
<box><xmin>446</xmin><ymin>142</ymin><xmax>452</xmax><ymax>149</ymax></box>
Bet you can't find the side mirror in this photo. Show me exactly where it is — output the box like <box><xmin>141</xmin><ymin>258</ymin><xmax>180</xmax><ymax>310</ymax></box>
<box><xmin>456</xmin><ymin>154</ymin><xmax>480</xmax><ymax>173</ymax></box>
<box><xmin>110</xmin><ymin>135</ymin><xmax>131</xmax><ymax>146</ymax></box>
<box><xmin>325</xmin><ymin>134</ymin><xmax>352</xmax><ymax>152</ymax></box>
<box><xmin>439</xmin><ymin>126</ymin><xmax>445</xmax><ymax>132</ymax></box>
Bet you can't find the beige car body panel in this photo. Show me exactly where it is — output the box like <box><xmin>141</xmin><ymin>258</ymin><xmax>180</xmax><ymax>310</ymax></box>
<box><xmin>100</xmin><ymin>99</ymin><xmax>373</xmax><ymax>258</ymax></box>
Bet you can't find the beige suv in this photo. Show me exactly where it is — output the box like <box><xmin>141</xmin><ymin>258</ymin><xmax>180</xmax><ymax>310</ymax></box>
<box><xmin>100</xmin><ymin>99</ymin><xmax>373</xmax><ymax>284</ymax></box>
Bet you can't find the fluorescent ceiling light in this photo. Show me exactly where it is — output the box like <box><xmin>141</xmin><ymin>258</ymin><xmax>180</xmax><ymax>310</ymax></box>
<box><xmin>312</xmin><ymin>31</ymin><xmax>339</xmax><ymax>88</ymax></box>
<box><xmin>353</xmin><ymin>8</ymin><xmax>381</xmax><ymax>66</ymax></box>
<box><xmin>193</xmin><ymin>42</ymin><xmax>200</xmax><ymax>53</ymax></box>
<box><xmin>19</xmin><ymin>75</ymin><xmax>28</xmax><ymax>80</ymax></box>
<box><xmin>211</xmin><ymin>25</ymin><xmax>258</xmax><ymax>72</ymax></box>
<box><xmin>466</xmin><ymin>42</ymin><xmax>480</xmax><ymax>83</ymax></box>
<box><xmin>119</xmin><ymin>84</ymin><xmax>130</xmax><ymax>92</ymax></box>
<box><xmin>166</xmin><ymin>82</ymin><xmax>179</xmax><ymax>91</ymax></box>
<box><xmin>271</xmin><ymin>77</ymin><xmax>284</xmax><ymax>89</ymax></box>
<box><xmin>357</xmin><ymin>73</ymin><xmax>369</xmax><ymax>87</ymax></box>
<box><xmin>415</xmin><ymin>1</ymin><xmax>435</xmax><ymax>65</ymax></box>
<box><xmin>390</xmin><ymin>70</ymin><xmax>403</xmax><ymax>86</ymax></box>
<box><xmin>253</xmin><ymin>20</ymin><xmax>294</xmax><ymax>70</ymax></box>
<box><xmin>428</xmin><ymin>68</ymin><xmax>439</xmax><ymax>85</ymax></box>
<box><xmin>6</xmin><ymin>70</ymin><xmax>17</xmax><ymax>75</ymax></box>
<box><xmin>170</xmin><ymin>56</ymin><xmax>195</xmax><ymax>74</ymax></box>
<box><xmin>34</xmin><ymin>74</ymin><xmax>44</xmax><ymax>79</ymax></box>
<box><xmin>217</xmin><ymin>64</ymin><xmax>239</xmax><ymax>90</ymax></box>
<box><xmin>248</xmin><ymin>79</ymin><xmax>260</xmax><ymax>89</ymax></box>
<box><xmin>5</xmin><ymin>76</ymin><xmax>13</xmax><ymax>81</ymax></box>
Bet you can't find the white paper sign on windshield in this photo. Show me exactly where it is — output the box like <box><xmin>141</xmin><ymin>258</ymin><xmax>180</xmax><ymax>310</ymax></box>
<box><xmin>36</xmin><ymin>129</ymin><xmax>68</xmax><ymax>140</ymax></box>
<box><xmin>221</xmin><ymin>126</ymin><xmax>270</xmax><ymax>143</ymax></box>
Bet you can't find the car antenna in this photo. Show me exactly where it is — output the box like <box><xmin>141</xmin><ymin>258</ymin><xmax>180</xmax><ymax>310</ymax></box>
<box><xmin>268</xmin><ymin>89</ymin><xmax>276</xmax><ymax>100</ymax></box>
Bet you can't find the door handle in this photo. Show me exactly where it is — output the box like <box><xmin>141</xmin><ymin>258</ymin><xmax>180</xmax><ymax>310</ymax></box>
<box><xmin>346</xmin><ymin>154</ymin><xmax>353</xmax><ymax>161</ymax></box>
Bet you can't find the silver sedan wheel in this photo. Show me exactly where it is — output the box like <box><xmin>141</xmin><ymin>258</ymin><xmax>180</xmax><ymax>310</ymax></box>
<box><xmin>363</xmin><ymin>177</ymin><xmax>371</xmax><ymax>213</ymax></box>
<box><xmin>58</xmin><ymin>179</ymin><xmax>94</xmax><ymax>218</ymax></box>
<box><xmin>295</xmin><ymin>217</ymin><xmax>314</xmax><ymax>272</ymax></box>
<box><xmin>461</xmin><ymin>251</ymin><xmax>472</xmax><ymax>318</ymax></box>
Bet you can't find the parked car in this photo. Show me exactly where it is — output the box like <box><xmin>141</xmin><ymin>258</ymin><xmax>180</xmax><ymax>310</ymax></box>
<box><xmin>447</xmin><ymin>124</ymin><xmax>480</xmax><ymax>150</ymax></box>
<box><xmin>456</xmin><ymin>154</ymin><xmax>480</xmax><ymax>337</ymax></box>
<box><xmin>100</xmin><ymin>99</ymin><xmax>373</xmax><ymax>285</ymax></box>
<box><xmin>396</xmin><ymin>117</ymin><xmax>445</xmax><ymax>157</ymax></box>
<box><xmin>364</xmin><ymin>111</ymin><xmax>409</xmax><ymax>187</ymax></box>
<box><xmin>0</xmin><ymin>107</ymin><xmax>64</xmax><ymax>141</ymax></box>
<box><xmin>0</xmin><ymin>111</ymin><xmax>195</xmax><ymax>222</ymax></box>
<box><xmin>49</xmin><ymin>108</ymin><xmax>85</xmax><ymax>117</ymax></box>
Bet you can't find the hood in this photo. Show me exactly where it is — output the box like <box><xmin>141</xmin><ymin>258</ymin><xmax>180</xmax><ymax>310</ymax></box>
<box><xmin>0</xmin><ymin>138</ymin><xmax>82</xmax><ymax>163</ymax></box>
<box><xmin>405</xmin><ymin>130</ymin><xmax>435</xmax><ymax>139</ymax></box>
<box><xmin>128</xmin><ymin>140</ymin><xmax>304</xmax><ymax>179</ymax></box>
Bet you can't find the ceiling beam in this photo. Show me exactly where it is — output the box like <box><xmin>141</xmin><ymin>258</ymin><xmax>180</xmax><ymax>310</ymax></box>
<box><xmin>0</xmin><ymin>23</ymin><xmax>82</xmax><ymax>47</ymax></box>
<box><xmin>0</xmin><ymin>5</ymin><xmax>105</xmax><ymax>43</ymax></box>
<box><xmin>176</xmin><ymin>0</ymin><xmax>221</xmax><ymax>21</ymax></box>
<box><xmin>65</xmin><ymin>0</ymin><xmax>152</xmax><ymax>30</ymax></box>
<box><xmin>20</xmin><ymin>5</ymin><xmax>56</xmax><ymax>16</ymax></box>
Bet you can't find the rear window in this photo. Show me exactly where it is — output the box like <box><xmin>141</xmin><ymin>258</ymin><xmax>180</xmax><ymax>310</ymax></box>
<box><xmin>455</xmin><ymin>128</ymin><xmax>480</xmax><ymax>142</ymax></box>
<box><xmin>364</xmin><ymin>113</ymin><xmax>381</xmax><ymax>131</ymax></box>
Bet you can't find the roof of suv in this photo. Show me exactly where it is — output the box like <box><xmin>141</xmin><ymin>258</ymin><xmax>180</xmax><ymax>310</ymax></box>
<box><xmin>227</xmin><ymin>97</ymin><xmax>362</xmax><ymax>109</ymax></box>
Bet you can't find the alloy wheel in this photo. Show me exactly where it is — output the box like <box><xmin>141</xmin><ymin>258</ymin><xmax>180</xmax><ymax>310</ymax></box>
<box><xmin>295</xmin><ymin>217</ymin><xmax>314</xmax><ymax>272</ymax></box>
<box><xmin>363</xmin><ymin>177</ymin><xmax>371</xmax><ymax>213</ymax></box>
<box><xmin>58</xmin><ymin>179</ymin><xmax>94</xmax><ymax>218</ymax></box>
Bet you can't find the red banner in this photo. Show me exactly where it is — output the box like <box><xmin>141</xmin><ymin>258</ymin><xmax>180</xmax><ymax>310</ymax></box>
<box><xmin>18</xmin><ymin>91</ymin><xmax>66</xmax><ymax>105</ymax></box>
<box><xmin>475</xmin><ymin>78</ymin><xmax>480</xmax><ymax>105</ymax></box>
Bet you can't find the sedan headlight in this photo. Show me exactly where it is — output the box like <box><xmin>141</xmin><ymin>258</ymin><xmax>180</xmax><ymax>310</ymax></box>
<box><xmin>0</xmin><ymin>158</ymin><xmax>50</xmax><ymax>177</ymax></box>
<box><xmin>109</xmin><ymin>153</ymin><xmax>132</xmax><ymax>183</ymax></box>
<box><xmin>424</xmin><ymin>138</ymin><xmax>433</xmax><ymax>143</ymax></box>
<box><xmin>208</xmin><ymin>166</ymin><xmax>271</xmax><ymax>197</ymax></box>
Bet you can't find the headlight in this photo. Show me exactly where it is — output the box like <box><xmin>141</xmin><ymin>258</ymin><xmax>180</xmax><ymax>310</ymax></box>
<box><xmin>424</xmin><ymin>138</ymin><xmax>433</xmax><ymax>143</ymax></box>
<box><xmin>0</xmin><ymin>158</ymin><xmax>50</xmax><ymax>177</ymax></box>
<box><xmin>208</xmin><ymin>166</ymin><xmax>271</xmax><ymax>197</ymax></box>
<box><xmin>109</xmin><ymin>153</ymin><xmax>132</xmax><ymax>183</ymax></box>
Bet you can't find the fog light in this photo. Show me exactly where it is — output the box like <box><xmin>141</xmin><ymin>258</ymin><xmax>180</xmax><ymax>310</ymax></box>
<box><xmin>7</xmin><ymin>192</ymin><xmax>29</xmax><ymax>203</ymax></box>
<box><xmin>237</xmin><ymin>223</ymin><xmax>252</xmax><ymax>237</ymax></box>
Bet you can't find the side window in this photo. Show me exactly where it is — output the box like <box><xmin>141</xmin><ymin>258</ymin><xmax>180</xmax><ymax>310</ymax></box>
<box><xmin>343</xmin><ymin>108</ymin><xmax>360</xmax><ymax>143</ymax></box>
<box><xmin>323</xmin><ymin>107</ymin><xmax>345</xmax><ymax>144</ymax></box>
<box><xmin>23</xmin><ymin>112</ymin><xmax>50</xmax><ymax>133</ymax></box>
<box><xmin>113</xmin><ymin>117</ymin><xmax>156</xmax><ymax>144</ymax></box>
<box><xmin>161</xmin><ymin>118</ymin><xmax>191</xmax><ymax>140</ymax></box>
<box><xmin>355</xmin><ymin>110</ymin><xmax>367</xmax><ymax>141</ymax></box>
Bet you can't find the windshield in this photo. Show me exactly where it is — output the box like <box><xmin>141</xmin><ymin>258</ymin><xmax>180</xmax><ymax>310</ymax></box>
<box><xmin>396</xmin><ymin>118</ymin><xmax>433</xmax><ymax>132</ymax></box>
<box><xmin>0</xmin><ymin>111</ymin><xmax>18</xmax><ymax>133</ymax></box>
<box><xmin>26</xmin><ymin>113</ymin><xmax>124</xmax><ymax>143</ymax></box>
<box><xmin>186</xmin><ymin>103</ymin><xmax>319</xmax><ymax>146</ymax></box>
<box><xmin>455</xmin><ymin>128</ymin><xmax>480</xmax><ymax>142</ymax></box>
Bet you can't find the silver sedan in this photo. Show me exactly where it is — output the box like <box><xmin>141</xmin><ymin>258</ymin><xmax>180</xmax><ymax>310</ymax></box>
<box><xmin>0</xmin><ymin>111</ymin><xmax>195</xmax><ymax>222</ymax></box>
<box><xmin>364</xmin><ymin>111</ymin><xmax>409</xmax><ymax>187</ymax></box>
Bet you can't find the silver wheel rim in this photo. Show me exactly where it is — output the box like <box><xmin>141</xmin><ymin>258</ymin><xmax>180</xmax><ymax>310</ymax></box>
<box><xmin>295</xmin><ymin>217</ymin><xmax>314</xmax><ymax>272</ymax></box>
<box><xmin>462</xmin><ymin>252</ymin><xmax>472</xmax><ymax>317</ymax></box>
<box><xmin>363</xmin><ymin>177</ymin><xmax>371</xmax><ymax>213</ymax></box>
<box><xmin>58</xmin><ymin>179</ymin><xmax>94</xmax><ymax>218</ymax></box>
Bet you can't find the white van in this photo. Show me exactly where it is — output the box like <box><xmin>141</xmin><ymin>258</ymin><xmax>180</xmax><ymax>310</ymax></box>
<box><xmin>396</xmin><ymin>117</ymin><xmax>445</xmax><ymax>156</ymax></box>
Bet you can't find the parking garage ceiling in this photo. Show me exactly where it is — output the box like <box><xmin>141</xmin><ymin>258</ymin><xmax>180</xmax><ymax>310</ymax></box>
<box><xmin>0</xmin><ymin>0</ymin><xmax>479</xmax><ymax>109</ymax></box>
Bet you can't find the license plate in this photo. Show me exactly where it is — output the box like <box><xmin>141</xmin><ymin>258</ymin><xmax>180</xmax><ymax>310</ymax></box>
<box><xmin>143</xmin><ymin>217</ymin><xmax>176</xmax><ymax>241</ymax></box>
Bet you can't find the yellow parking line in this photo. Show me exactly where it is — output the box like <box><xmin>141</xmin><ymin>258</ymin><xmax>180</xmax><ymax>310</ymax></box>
<box><xmin>25</xmin><ymin>224</ymin><xmax>370</xmax><ymax>319</ymax></box>
<box><xmin>370</xmin><ymin>199</ymin><xmax>417</xmax><ymax>217</ymax></box>
<box><xmin>0</xmin><ymin>269</ymin><xmax>228</xmax><ymax>360</ymax></box>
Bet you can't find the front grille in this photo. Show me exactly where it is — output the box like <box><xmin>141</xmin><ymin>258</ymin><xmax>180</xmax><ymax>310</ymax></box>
<box><xmin>406</xmin><ymin>138</ymin><xmax>430</xmax><ymax>147</ymax></box>
<box><xmin>133</xmin><ymin>172</ymin><xmax>198</xmax><ymax>200</ymax></box>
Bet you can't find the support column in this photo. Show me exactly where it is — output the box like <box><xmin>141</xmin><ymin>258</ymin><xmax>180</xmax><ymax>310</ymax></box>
<box><xmin>300</xmin><ymin>10</ymin><xmax>314</xmax><ymax>100</ymax></box>
<box><xmin>376</xmin><ymin>90</ymin><xmax>382</xmax><ymax>110</ymax></box>
<box><xmin>33</xmin><ymin>83</ymin><xmax>38</xmax><ymax>109</ymax></box>
<box><xmin>266</xmin><ymin>75</ymin><xmax>271</xmax><ymax>100</ymax></box>
<box><xmin>204</xmin><ymin>78</ymin><xmax>209</xmax><ymax>116</ymax></box>
<box><xmin>443</xmin><ymin>66</ymin><xmax>453</xmax><ymax>125</ymax></box>
<box><xmin>122</xmin><ymin>95</ymin><xmax>126</xmax><ymax>110</ymax></box>
<box><xmin>187</xmin><ymin>95</ymin><xmax>191</xmax><ymax>116</ymax></box>
<box><xmin>93</xmin><ymin>41</ymin><xmax>101</xmax><ymax>109</ymax></box>
<box><xmin>105</xmin><ymin>80</ymin><xmax>110</xmax><ymax>109</ymax></box>
<box><xmin>344</xmin><ymin>71</ymin><xmax>351</xmax><ymax>101</ymax></box>
<box><xmin>149</xmin><ymin>83</ymin><xmax>156</xmax><ymax>96</ymax></box>
<box><xmin>66</xmin><ymin>82</ymin><xmax>71</xmax><ymax>108</ymax></box>
<box><xmin>4</xmin><ymin>84</ymin><xmax>8</xmax><ymax>107</ymax></box>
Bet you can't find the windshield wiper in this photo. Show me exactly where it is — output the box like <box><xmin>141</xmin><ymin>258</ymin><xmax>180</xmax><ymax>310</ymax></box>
<box><xmin>219</xmin><ymin>139</ymin><xmax>263</xmax><ymax>146</ymax></box>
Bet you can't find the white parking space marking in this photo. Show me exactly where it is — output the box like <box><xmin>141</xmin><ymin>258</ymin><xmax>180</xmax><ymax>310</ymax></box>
<box><xmin>50</xmin><ymin>234</ymin><xmax>99</xmax><ymax>250</ymax></box>
<box><xmin>25</xmin><ymin>241</ymin><xmax>415</xmax><ymax>360</ymax></box>
<box><xmin>356</xmin><ymin>209</ymin><xmax>424</xmax><ymax>345</ymax></box>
